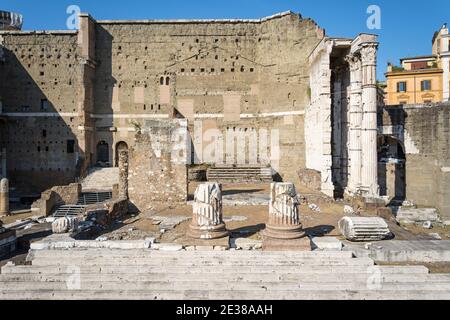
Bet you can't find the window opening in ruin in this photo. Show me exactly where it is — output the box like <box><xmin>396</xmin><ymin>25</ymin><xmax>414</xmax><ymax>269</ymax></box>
<box><xmin>166</xmin><ymin>77</ymin><xmax>170</xmax><ymax>85</ymax></box>
<box><xmin>67</xmin><ymin>140</ymin><xmax>75</xmax><ymax>154</ymax></box>
<box><xmin>96</xmin><ymin>141</ymin><xmax>110</xmax><ymax>165</ymax></box>
<box><xmin>40</xmin><ymin>99</ymin><xmax>49</xmax><ymax>111</ymax></box>
<box><xmin>160</xmin><ymin>77</ymin><xmax>164</xmax><ymax>85</ymax></box>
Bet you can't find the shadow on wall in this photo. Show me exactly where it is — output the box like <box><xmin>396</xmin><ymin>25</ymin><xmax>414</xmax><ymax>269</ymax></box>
<box><xmin>378</xmin><ymin>107</ymin><xmax>407</xmax><ymax>204</ymax></box>
<box><xmin>92</xmin><ymin>25</ymin><xmax>115</xmax><ymax>168</ymax></box>
<box><xmin>0</xmin><ymin>47</ymin><xmax>85</xmax><ymax>195</ymax></box>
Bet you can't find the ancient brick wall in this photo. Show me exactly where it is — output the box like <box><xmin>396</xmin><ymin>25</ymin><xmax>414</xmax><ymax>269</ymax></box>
<box><xmin>0</xmin><ymin>32</ymin><xmax>84</xmax><ymax>193</ymax></box>
<box><xmin>92</xmin><ymin>12</ymin><xmax>323</xmax><ymax>182</ymax></box>
<box><xmin>127</xmin><ymin>120</ymin><xmax>188</xmax><ymax>212</ymax></box>
<box><xmin>380</xmin><ymin>103</ymin><xmax>450</xmax><ymax>218</ymax></box>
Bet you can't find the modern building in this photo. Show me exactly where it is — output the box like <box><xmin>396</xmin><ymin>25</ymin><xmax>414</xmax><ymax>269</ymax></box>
<box><xmin>0</xmin><ymin>10</ymin><xmax>23</xmax><ymax>31</ymax></box>
<box><xmin>385</xmin><ymin>23</ymin><xmax>450</xmax><ymax>105</ymax></box>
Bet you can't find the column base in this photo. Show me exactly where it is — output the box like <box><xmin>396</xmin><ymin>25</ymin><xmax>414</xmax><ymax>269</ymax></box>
<box><xmin>262</xmin><ymin>236</ymin><xmax>311</xmax><ymax>251</ymax></box>
<box><xmin>187</xmin><ymin>223</ymin><xmax>229</xmax><ymax>240</ymax></box>
<box><xmin>262</xmin><ymin>223</ymin><xmax>305</xmax><ymax>240</ymax></box>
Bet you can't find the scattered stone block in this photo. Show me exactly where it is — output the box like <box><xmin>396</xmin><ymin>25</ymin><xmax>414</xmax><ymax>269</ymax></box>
<box><xmin>51</xmin><ymin>217</ymin><xmax>79</xmax><ymax>234</ymax></box>
<box><xmin>344</xmin><ymin>205</ymin><xmax>355</xmax><ymax>215</ymax></box>
<box><xmin>195</xmin><ymin>245</ymin><xmax>215</xmax><ymax>251</ymax></box>
<box><xmin>230</xmin><ymin>238</ymin><xmax>263</xmax><ymax>250</ymax></box>
<box><xmin>152</xmin><ymin>243</ymin><xmax>184</xmax><ymax>251</ymax></box>
<box><xmin>396</xmin><ymin>207</ymin><xmax>440</xmax><ymax>224</ymax></box>
<box><xmin>422</xmin><ymin>221</ymin><xmax>433</xmax><ymax>229</ymax></box>
<box><xmin>213</xmin><ymin>246</ymin><xmax>227</xmax><ymax>251</ymax></box>
<box><xmin>429</xmin><ymin>233</ymin><xmax>442</xmax><ymax>240</ymax></box>
<box><xmin>311</xmin><ymin>237</ymin><xmax>343</xmax><ymax>251</ymax></box>
<box><xmin>338</xmin><ymin>216</ymin><xmax>390</xmax><ymax>242</ymax></box>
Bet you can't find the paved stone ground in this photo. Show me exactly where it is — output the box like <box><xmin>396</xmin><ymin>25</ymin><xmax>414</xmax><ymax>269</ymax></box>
<box><xmin>2</xmin><ymin>183</ymin><xmax>450</xmax><ymax>268</ymax></box>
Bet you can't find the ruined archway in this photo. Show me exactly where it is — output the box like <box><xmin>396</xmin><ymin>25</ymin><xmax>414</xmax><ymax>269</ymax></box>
<box><xmin>115</xmin><ymin>141</ymin><xmax>128</xmax><ymax>167</ymax></box>
<box><xmin>96</xmin><ymin>141</ymin><xmax>110</xmax><ymax>166</ymax></box>
<box><xmin>378</xmin><ymin>135</ymin><xmax>406</xmax><ymax>203</ymax></box>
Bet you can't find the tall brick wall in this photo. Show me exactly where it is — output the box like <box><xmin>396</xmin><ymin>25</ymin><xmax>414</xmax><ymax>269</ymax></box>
<box><xmin>0</xmin><ymin>32</ymin><xmax>84</xmax><ymax>193</ymax></box>
<box><xmin>0</xmin><ymin>12</ymin><xmax>324</xmax><ymax>197</ymax></box>
<box><xmin>380</xmin><ymin>103</ymin><xmax>450</xmax><ymax>219</ymax></box>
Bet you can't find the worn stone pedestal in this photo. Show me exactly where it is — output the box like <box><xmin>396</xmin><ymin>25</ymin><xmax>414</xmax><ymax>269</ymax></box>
<box><xmin>263</xmin><ymin>183</ymin><xmax>305</xmax><ymax>240</ymax></box>
<box><xmin>188</xmin><ymin>183</ymin><xmax>228</xmax><ymax>240</ymax></box>
<box><xmin>262</xmin><ymin>237</ymin><xmax>311</xmax><ymax>251</ymax></box>
<box><xmin>0</xmin><ymin>178</ymin><xmax>9</xmax><ymax>216</ymax></box>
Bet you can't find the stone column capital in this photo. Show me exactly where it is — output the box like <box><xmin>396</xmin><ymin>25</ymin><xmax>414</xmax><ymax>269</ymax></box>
<box><xmin>360</xmin><ymin>43</ymin><xmax>378</xmax><ymax>66</ymax></box>
<box><xmin>345</xmin><ymin>53</ymin><xmax>361</xmax><ymax>72</ymax></box>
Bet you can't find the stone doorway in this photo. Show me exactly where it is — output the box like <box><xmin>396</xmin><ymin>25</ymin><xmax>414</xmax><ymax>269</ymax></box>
<box><xmin>96</xmin><ymin>141</ymin><xmax>110</xmax><ymax>166</ymax></box>
<box><xmin>378</xmin><ymin>136</ymin><xmax>406</xmax><ymax>203</ymax></box>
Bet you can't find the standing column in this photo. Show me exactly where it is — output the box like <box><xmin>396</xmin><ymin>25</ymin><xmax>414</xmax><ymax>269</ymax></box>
<box><xmin>188</xmin><ymin>183</ymin><xmax>228</xmax><ymax>239</ymax></box>
<box><xmin>263</xmin><ymin>182</ymin><xmax>305</xmax><ymax>239</ymax></box>
<box><xmin>118</xmin><ymin>150</ymin><xmax>129</xmax><ymax>199</ymax></box>
<box><xmin>360</xmin><ymin>43</ymin><xmax>380</xmax><ymax>197</ymax></box>
<box><xmin>345</xmin><ymin>54</ymin><xmax>363</xmax><ymax>195</ymax></box>
<box><xmin>0</xmin><ymin>178</ymin><xmax>9</xmax><ymax>216</ymax></box>
<box><xmin>332</xmin><ymin>67</ymin><xmax>343</xmax><ymax>190</ymax></box>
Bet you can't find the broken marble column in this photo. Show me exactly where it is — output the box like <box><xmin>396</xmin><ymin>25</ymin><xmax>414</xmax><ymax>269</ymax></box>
<box><xmin>188</xmin><ymin>183</ymin><xmax>228</xmax><ymax>239</ymax></box>
<box><xmin>0</xmin><ymin>178</ymin><xmax>9</xmax><ymax>216</ymax></box>
<box><xmin>118</xmin><ymin>150</ymin><xmax>129</xmax><ymax>199</ymax></box>
<box><xmin>263</xmin><ymin>182</ymin><xmax>305</xmax><ymax>239</ymax></box>
<box><xmin>52</xmin><ymin>217</ymin><xmax>79</xmax><ymax>234</ymax></box>
<box><xmin>338</xmin><ymin>216</ymin><xmax>390</xmax><ymax>242</ymax></box>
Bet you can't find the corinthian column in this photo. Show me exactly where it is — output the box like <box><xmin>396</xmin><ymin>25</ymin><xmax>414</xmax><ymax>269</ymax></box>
<box><xmin>360</xmin><ymin>43</ymin><xmax>379</xmax><ymax>197</ymax></box>
<box><xmin>188</xmin><ymin>183</ymin><xmax>228</xmax><ymax>239</ymax></box>
<box><xmin>345</xmin><ymin>54</ymin><xmax>362</xmax><ymax>195</ymax></box>
<box><xmin>263</xmin><ymin>183</ymin><xmax>305</xmax><ymax>239</ymax></box>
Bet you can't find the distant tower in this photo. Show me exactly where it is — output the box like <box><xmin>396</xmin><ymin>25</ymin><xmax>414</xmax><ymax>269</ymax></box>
<box><xmin>0</xmin><ymin>10</ymin><xmax>23</xmax><ymax>30</ymax></box>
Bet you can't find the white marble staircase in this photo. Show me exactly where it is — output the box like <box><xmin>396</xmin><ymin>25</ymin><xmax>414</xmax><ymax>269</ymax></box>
<box><xmin>1</xmin><ymin>249</ymin><xmax>450</xmax><ymax>300</ymax></box>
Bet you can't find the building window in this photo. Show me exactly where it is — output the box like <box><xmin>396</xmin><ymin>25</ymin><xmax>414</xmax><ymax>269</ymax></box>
<box><xmin>421</xmin><ymin>80</ymin><xmax>432</xmax><ymax>91</ymax></box>
<box><xmin>40</xmin><ymin>99</ymin><xmax>49</xmax><ymax>111</ymax></box>
<box><xmin>165</xmin><ymin>77</ymin><xmax>170</xmax><ymax>85</ymax></box>
<box><xmin>67</xmin><ymin>140</ymin><xmax>75</xmax><ymax>154</ymax></box>
<box><xmin>397</xmin><ymin>82</ymin><xmax>407</xmax><ymax>92</ymax></box>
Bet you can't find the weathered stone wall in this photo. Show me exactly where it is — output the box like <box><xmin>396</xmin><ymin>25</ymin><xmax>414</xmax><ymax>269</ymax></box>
<box><xmin>127</xmin><ymin>120</ymin><xmax>188</xmax><ymax>211</ymax></box>
<box><xmin>92</xmin><ymin>12</ymin><xmax>323</xmax><ymax>182</ymax></box>
<box><xmin>31</xmin><ymin>183</ymin><xmax>81</xmax><ymax>216</ymax></box>
<box><xmin>0</xmin><ymin>32</ymin><xmax>84</xmax><ymax>193</ymax></box>
<box><xmin>380</xmin><ymin>103</ymin><xmax>450</xmax><ymax>218</ymax></box>
<box><xmin>0</xmin><ymin>12</ymin><xmax>325</xmax><ymax>198</ymax></box>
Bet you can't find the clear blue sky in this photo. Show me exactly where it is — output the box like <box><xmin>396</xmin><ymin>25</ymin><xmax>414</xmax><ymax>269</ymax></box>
<box><xmin>2</xmin><ymin>0</ymin><xmax>449</xmax><ymax>80</ymax></box>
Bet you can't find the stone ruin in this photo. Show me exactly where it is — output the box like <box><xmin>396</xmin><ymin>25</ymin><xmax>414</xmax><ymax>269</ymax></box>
<box><xmin>51</xmin><ymin>217</ymin><xmax>79</xmax><ymax>234</ymax></box>
<box><xmin>0</xmin><ymin>178</ymin><xmax>9</xmax><ymax>216</ymax></box>
<box><xmin>263</xmin><ymin>182</ymin><xmax>305</xmax><ymax>239</ymax></box>
<box><xmin>338</xmin><ymin>216</ymin><xmax>391</xmax><ymax>242</ymax></box>
<box><xmin>188</xmin><ymin>183</ymin><xmax>228</xmax><ymax>240</ymax></box>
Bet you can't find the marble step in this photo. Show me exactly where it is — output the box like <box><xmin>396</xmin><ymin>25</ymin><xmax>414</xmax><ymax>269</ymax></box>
<box><xmin>1</xmin><ymin>272</ymin><xmax>447</xmax><ymax>283</ymax></box>
<box><xmin>2</xmin><ymin>289</ymin><xmax>449</xmax><ymax>300</ymax></box>
<box><xmin>1</xmin><ymin>265</ymin><xmax>428</xmax><ymax>275</ymax></box>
